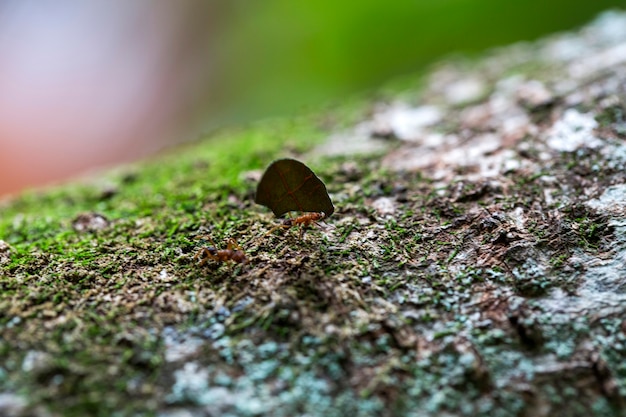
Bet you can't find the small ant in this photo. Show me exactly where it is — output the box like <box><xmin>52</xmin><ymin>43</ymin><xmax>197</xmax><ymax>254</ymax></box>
<box><xmin>266</xmin><ymin>212</ymin><xmax>326</xmax><ymax>238</ymax></box>
<box><xmin>194</xmin><ymin>237</ymin><xmax>248</xmax><ymax>265</ymax></box>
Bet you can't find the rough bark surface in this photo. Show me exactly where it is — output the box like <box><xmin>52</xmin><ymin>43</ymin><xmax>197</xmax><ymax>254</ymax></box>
<box><xmin>2</xmin><ymin>10</ymin><xmax>626</xmax><ymax>417</ymax></box>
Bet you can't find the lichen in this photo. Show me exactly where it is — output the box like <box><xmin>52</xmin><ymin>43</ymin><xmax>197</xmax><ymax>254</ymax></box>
<box><xmin>2</xmin><ymin>10</ymin><xmax>626</xmax><ymax>417</ymax></box>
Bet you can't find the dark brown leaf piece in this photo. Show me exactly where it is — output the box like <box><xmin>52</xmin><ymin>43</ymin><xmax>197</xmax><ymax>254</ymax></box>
<box><xmin>255</xmin><ymin>158</ymin><xmax>334</xmax><ymax>217</ymax></box>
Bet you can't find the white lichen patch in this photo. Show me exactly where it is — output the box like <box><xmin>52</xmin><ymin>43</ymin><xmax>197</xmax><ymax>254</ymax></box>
<box><xmin>370</xmin><ymin>197</ymin><xmax>396</xmax><ymax>216</ymax></box>
<box><xmin>443</xmin><ymin>77</ymin><xmax>486</xmax><ymax>104</ymax></box>
<box><xmin>378</xmin><ymin>104</ymin><xmax>443</xmax><ymax>141</ymax></box>
<box><xmin>314</xmin><ymin>122</ymin><xmax>390</xmax><ymax>156</ymax></box>
<box><xmin>544</xmin><ymin>109</ymin><xmax>601</xmax><ymax>152</ymax></box>
<box><xmin>21</xmin><ymin>350</ymin><xmax>53</xmax><ymax>373</ymax></box>
<box><xmin>585</xmin><ymin>184</ymin><xmax>626</xmax><ymax>215</ymax></box>
<box><xmin>0</xmin><ymin>393</ymin><xmax>30</xmax><ymax>417</ymax></box>
<box><xmin>167</xmin><ymin>362</ymin><xmax>211</xmax><ymax>403</ymax></box>
<box><xmin>163</xmin><ymin>328</ymin><xmax>205</xmax><ymax>363</ymax></box>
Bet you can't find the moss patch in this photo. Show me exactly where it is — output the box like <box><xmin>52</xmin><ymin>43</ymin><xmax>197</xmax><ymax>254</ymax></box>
<box><xmin>3</xmin><ymin>12</ymin><xmax>626</xmax><ymax>417</ymax></box>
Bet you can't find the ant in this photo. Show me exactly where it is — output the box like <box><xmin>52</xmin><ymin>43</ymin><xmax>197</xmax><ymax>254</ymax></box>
<box><xmin>266</xmin><ymin>212</ymin><xmax>326</xmax><ymax>238</ymax></box>
<box><xmin>194</xmin><ymin>236</ymin><xmax>248</xmax><ymax>265</ymax></box>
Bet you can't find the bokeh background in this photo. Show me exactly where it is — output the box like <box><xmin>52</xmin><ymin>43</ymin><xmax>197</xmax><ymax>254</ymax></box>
<box><xmin>1</xmin><ymin>0</ymin><xmax>624</xmax><ymax>197</ymax></box>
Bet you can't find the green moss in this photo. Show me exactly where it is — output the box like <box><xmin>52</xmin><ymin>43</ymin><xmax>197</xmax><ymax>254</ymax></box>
<box><xmin>2</xmin><ymin>40</ymin><xmax>626</xmax><ymax>417</ymax></box>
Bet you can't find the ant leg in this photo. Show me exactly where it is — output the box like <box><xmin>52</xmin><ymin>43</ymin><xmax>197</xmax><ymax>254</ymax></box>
<box><xmin>194</xmin><ymin>235</ymin><xmax>221</xmax><ymax>265</ymax></box>
<box><xmin>194</xmin><ymin>247</ymin><xmax>220</xmax><ymax>265</ymax></box>
<box><xmin>264</xmin><ymin>224</ymin><xmax>290</xmax><ymax>236</ymax></box>
<box><xmin>195</xmin><ymin>234</ymin><xmax>219</xmax><ymax>248</ymax></box>
<box><xmin>299</xmin><ymin>221</ymin><xmax>317</xmax><ymax>238</ymax></box>
<box><xmin>227</xmin><ymin>238</ymin><xmax>244</xmax><ymax>252</ymax></box>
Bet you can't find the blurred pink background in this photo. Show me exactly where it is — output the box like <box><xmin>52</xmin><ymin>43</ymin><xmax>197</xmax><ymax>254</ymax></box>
<box><xmin>0</xmin><ymin>1</ymin><xmax>215</xmax><ymax>196</ymax></box>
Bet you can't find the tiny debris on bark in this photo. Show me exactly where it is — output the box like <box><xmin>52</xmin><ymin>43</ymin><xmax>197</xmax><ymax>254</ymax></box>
<box><xmin>72</xmin><ymin>212</ymin><xmax>109</xmax><ymax>232</ymax></box>
<box><xmin>0</xmin><ymin>240</ymin><xmax>11</xmax><ymax>264</ymax></box>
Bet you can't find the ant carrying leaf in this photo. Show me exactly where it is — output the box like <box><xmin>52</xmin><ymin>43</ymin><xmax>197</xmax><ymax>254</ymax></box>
<box><xmin>255</xmin><ymin>158</ymin><xmax>334</xmax><ymax>238</ymax></box>
<box><xmin>265</xmin><ymin>211</ymin><xmax>327</xmax><ymax>238</ymax></box>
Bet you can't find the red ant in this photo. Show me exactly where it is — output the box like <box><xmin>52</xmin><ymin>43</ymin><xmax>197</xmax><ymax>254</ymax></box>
<box><xmin>266</xmin><ymin>212</ymin><xmax>326</xmax><ymax>238</ymax></box>
<box><xmin>194</xmin><ymin>237</ymin><xmax>248</xmax><ymax>265</ymax></box>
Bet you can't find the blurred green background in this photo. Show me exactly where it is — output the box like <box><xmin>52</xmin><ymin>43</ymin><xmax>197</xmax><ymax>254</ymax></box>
<box><xmin>1</xmin><ymin>0</ymin><xmax>624</xmax><ymax>196</ymax></box>
<box><xmin>217</xmin><ymin>0</ymin><xmax>625</xmax><ymax>119</ymax></box>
